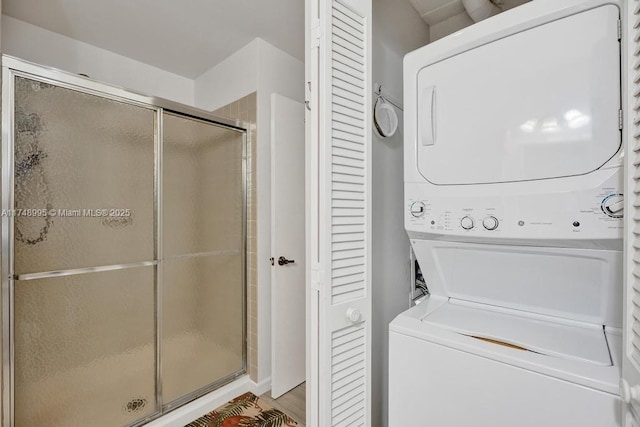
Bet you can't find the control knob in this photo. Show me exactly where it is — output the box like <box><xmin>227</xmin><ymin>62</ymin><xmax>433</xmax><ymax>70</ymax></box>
<box><xmin>410</xmin><ymin>201</ymin><xmax>426</xmax><ymax>218</ymax></box>
<box><xmin>601</xmin><ymin>194</ymin><xmax>623</xmax><ymax>219</ymax></box>
<box><xmin>483</xmin><ymin>216</ymin><xmax>499</xmax><ymax>230</ymax></box>
<box><xmin>460</xmin><ymin>216</ymin><xmax>474</xmax><ymax>230</ymax></box>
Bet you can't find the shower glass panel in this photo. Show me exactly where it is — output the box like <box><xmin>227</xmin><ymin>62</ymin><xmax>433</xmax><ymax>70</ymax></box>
<box><xmin>14</xmin><ymin>267</ymin><xmax>156</xmax><ymax>426</ymax></box>
<box><xmin>12</xmin><ymin>76</ymin><xmax>157</xmax><ymax>426</ymax></box>
<box><xmin>14</xmin><ymin>77</ymin><xmax>155</xmax><ymax>275</ymax></box>
<box><xmin>4</xmin><ymin>58</ymin><xmax>247</xmax><ymax>427</ymax></box>
<box><xmin>162</xmin><ymin>112</ymin><xmax>245</xmax><ymax>405</ymax></box>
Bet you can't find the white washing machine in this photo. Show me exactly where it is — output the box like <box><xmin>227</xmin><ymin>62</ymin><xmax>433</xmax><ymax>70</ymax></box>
<box><xmin>390</xmin><ymin>0</ymin><xmax>625</xmax><ymax>425</ymax></box>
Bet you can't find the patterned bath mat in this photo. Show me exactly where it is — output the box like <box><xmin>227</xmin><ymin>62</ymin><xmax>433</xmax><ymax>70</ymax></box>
<box><xmin>185</xmin><ymin>392</ymin><xmax>299</xmax><ymax>427</ymax></box>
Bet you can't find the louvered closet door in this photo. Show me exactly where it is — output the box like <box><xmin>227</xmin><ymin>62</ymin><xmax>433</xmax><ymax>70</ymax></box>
<box><xmin>306</xmin><ymin>0</ymin><xmax>372</xmax><ymax>425</ymax></box>
<box><xmin>624</xmin><ymin>0</ymin><xmax>640</xmax><ymax>425</ymax></box>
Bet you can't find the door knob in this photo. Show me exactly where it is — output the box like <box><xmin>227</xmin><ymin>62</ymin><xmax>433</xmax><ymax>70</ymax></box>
<box><xmin>346</xmin><ymin>308</ymin><xmax>362</xmax><ymax>323</ymax></box>
<box><xmin>278</xmin><ymin>256</ymin><xmax>295</xmax><ymax>266</ymax></box>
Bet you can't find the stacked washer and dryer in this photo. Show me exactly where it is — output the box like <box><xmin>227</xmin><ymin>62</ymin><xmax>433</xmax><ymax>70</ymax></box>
<box><xmin>389</xmin><ymin>0</ymin><xmax>625</xmax><ymax>425</ymax></box>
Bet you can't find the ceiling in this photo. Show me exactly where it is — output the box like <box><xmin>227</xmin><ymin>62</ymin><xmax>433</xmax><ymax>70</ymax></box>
<box><xmin>3</xmin><ymin>0</ymin><xmax>305</xmax><ymax>78</ymax></box>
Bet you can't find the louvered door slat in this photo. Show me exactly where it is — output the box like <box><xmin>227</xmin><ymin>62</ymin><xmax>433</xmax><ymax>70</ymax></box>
<box><xmin>333</xmin><ymin>174</ymin><xmax>365</xmax><ymax>186</ymax></box>
<box><xmin>333</xmin><ymin>28</ymin><xmax>365</xmax><ymax>51</ymax></box>
<box><xmin>334</xmin><ymin>55</ymin><xmax>365</xmax><ymax>75</ymax></box>
<box><xmin>332</xmin><ymin>361</ymin><xmax>364</xmax><ymax>381</ymax></box>
<box><xmin>333</xmin><ymin>93</ymin><xmax>365</xmax><ymax>113</ymax></box>
<box><xmin>333</xmin><ymin>154</ymin><xmax>364</xmax><ymax>169</ymax></box>
<box><xmin>333</xmin><ymin>181</ymin><xmax>365</xmax><ymax>193</ymax></box>
<box><xmin>332</xmin><ymin>247</ymin><xmax>365</xmax><ymax>259</ymax></box>
<box><xmin>333</xmin><ymin>104</ymin><xmax>365</xmax><ymax>122</ymax></box>
<box><xmin>333</xmin><ymin>66</ymin><xmax>365</xmax><ymax>89</ymax></box>
<box><xmin>332</xmin><ymin>384</ymin><xmax>365</xmax><ymax>408</ymax></box>
<box><xmin>333</xmin><ymin>77</ymin><xmax>365</xmax><ymax>98</ymax></box>
<box><xmin>332</xmin><ymin>215</ymin><xmax>365</xmax><ymax>225</ymax></box>
<box><xmin>333</xmin><ymin>284</ymin><xmax>366</xmax><ymax>300</ymax></box>
<box><xmin>624</xmin><ymin>0</ymin><xmax>640</xmax><ymax>425</ymax></box>
<box><xmin>333</xmin><ymin>7</ymin><xmax>364</xmax><ymax>31</ymax></box>
<box><xmin>332</xmin><ymin>45</ymin><xmax>365</xmax><ymax>68</ymax></box>
<box><xmin>332</xmin><ymin>223</ymin><xmax>366</xmax><ymax>234</ymax></box>
<box><xmin>332</xmin><ymin>374</ymin><xmax>364</xmax><ymax>396</ymax></box>
<box><xmin>333</xmin><ymin>143</ymin><xmax>365</xmax><ymax>156</ymax></box>
<box><xmin>333</xmin><ymin>112</ymin><xmax>366</xmax><ymax>130</ymax></box>
<box><xmin>333</xmin><ymin>131</ymin><xmax>365</xmax><ymax>146</ymax></box>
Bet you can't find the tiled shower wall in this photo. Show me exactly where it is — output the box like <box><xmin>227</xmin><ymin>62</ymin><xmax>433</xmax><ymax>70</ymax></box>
<box><xmin>213</xmin><ymin>93</ymin><xmax>258</xmax><ymax>381</ymax></box>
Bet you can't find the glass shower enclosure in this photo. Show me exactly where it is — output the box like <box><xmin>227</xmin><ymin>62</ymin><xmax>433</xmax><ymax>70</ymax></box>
<box><xmin>1</xmin><ymin>56</ymin><xmax>247</xmax><ymax>426</ymax></box>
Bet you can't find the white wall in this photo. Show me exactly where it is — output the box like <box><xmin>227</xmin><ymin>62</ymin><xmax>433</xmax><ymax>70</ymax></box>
<box><xmin>194</xmin><ymin>40</ymin><xmax>258</xmax><ymax>111</ymax></box>
<box><xmin>1</xmin><ymin>15</ymin><xmax>195</xmax><ymax>105</ymax></box>
<box><xmin>195</xmin><ymin>38</ymin><xmax>304</xmax><ymax>384</ymax></box>
<box><xmin>371</xmin><ymin>1</ymin><xmax>429</xmax><ymax>426</ymax></box>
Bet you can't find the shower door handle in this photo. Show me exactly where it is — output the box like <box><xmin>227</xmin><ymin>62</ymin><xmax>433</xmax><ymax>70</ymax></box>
<box><xmin>278</xmin><ymin>256</ymin><xmax>295</xmax><ymax>266</ymax></box>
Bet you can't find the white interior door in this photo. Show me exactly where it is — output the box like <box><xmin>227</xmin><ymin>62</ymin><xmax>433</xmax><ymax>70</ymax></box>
<box><xmin>306</xmin><ymin>0</ymin><xmax>372</xmax><ymax>425</ymax></box>
<box><xmin>623</xmin><ymin>0</ymin><xmax>640</xmax><ymax>424</ymax></box>
<box><xmin>271</xmin><ymin>94</ymin><xmax>306</xmax><ymax>399</ymax></box>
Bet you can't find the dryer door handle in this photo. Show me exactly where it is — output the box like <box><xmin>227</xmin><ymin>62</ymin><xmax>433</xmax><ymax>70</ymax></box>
<box><xmin>420</xmin><ymin>86</ymin><xmax>436</xmax><ymax>146</ymax></box>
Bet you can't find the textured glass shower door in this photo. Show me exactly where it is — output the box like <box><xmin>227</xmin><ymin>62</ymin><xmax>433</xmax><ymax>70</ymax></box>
<box><xmin>4</xmin><ymin>59</ymin><xmax>247</xmax><ymax>427</ymax></box>
<box><xmin>162</xmin><ymin>112</ymin><xmax>245</xmax><ymax>406</ymax></box>
<box><xmin>12</xmin><ymin>77</ymin><xmax>157</xmax><ymax>426</ymax></box>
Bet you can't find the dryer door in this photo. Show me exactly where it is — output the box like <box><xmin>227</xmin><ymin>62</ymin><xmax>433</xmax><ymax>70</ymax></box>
<box><xmin>416</xmin><ymin>5</ymin><xmax>621</xmax><ymax>185</ymax></box>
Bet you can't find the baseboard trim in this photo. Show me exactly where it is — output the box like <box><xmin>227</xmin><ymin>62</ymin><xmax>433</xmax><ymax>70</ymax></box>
<box><xmin>250</xmin><ymin>376</ymin><xmax>272</xmax><ymax>396</ymax></box>
<box><xmin>146</xmin><ymin>376</ymin><xmax>252</xmax><ymax>427</ymax></box>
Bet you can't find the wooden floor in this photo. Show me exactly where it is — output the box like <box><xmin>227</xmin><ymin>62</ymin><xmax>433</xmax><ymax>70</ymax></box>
<box><xmin>260</xmin><ymin>382</ymin><xmax>306</xmax><ymax>426</ymax></box>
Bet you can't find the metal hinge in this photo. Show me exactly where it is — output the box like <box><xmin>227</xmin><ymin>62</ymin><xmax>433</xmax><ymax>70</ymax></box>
<box><xmin>618</xmin><ymin>19</ymin><xmax>622</xmax><ymax>41</ymax></box>
<box><xmin>619</xmin><ymin>109</ymin><xmax>624</xmax><ymax>130</ymax></box>
<box><xmin>311</xmin><ymin>19</ymin><xmax>321</xmax><ymax>48</ymax></box>
<box><xmin>311</xmin><ymin>268</ymin><xmax>323</xmax><ymax>291</ymax></box>
<box><xmin>305</xmin><ymin>81</ymin><xmax>312</xmax><ymax>112</ymax></box>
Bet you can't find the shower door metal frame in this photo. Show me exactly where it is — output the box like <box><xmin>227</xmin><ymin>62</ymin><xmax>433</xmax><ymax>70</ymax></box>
<box><xmin>1</xmin><ymin>55</ymin><xmax>249</xmax><ymax>427</ymax></box>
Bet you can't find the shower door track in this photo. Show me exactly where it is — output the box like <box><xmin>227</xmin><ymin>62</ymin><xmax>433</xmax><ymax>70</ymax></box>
<box><xmin>1</xmin><ymin>55</ymin><xmax>249</xmax><ymax>427</ymax></box>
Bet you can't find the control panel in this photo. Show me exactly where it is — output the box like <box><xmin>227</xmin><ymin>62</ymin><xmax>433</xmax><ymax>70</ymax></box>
<box><xmin>404</xmin><ymin>175</ymin><xmax>624</xmax><ymax>247</ymax></box>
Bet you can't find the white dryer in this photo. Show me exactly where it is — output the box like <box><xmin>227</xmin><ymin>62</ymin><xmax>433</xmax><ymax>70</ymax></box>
<box><xmin>390</xmin><ymin>0</ymin><xmax>624</xmax><ymax>425</ymax></box>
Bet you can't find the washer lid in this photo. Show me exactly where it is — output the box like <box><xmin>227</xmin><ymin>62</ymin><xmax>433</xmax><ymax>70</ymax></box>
<box><xmin>422</xmin><ymin>301</ymin><xmax>612</xmax><ymax>367</ymax></box>
<box><xmin>415</xmin><ymin>5</ymin><xmax>621</xmax><ymax>185</ymax></box>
